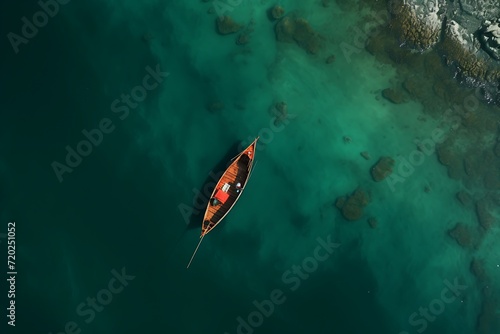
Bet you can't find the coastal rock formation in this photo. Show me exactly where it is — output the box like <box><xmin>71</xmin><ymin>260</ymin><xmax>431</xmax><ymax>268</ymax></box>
<box><xmin>382</xmin><ymin>0</ymin><xmax>500</xmax><ymax>99</ymax></box>
<box><xmin>382</xmin><ymin>88</ymin><xmax>407</xmax><ymax>104</ymax></box>
<box><xmin>216</xmin><ymin>16</ymin><xmax>242</xmax><ymax>35</ymax></box>
<box><xmin>336</xmin><ymin>189</ymin><xmax>370</xmax><ymax>221</ymax></box>
<box><xmin>441</xmin><ymin>19</ymin><xmax>493</xmax><ymax>82</ymax></box>
<box><xmin>478</xmin><ymin>19</ymin><xmax>500</xmax><ymax>60</ymax></box>
<box><xmin>275</xmin><ymin>17</ymin><xmax>321</xmax><ymax>54</ymax></box>
<box><xmin>390</xmin><ymin>0</ymin><xmax>444</xmax><ymax>50</ymax></box>
<box><xmin>370</xmin><ymin>156</ymin><xmax>395</xmax><ymax>182</ymax></box>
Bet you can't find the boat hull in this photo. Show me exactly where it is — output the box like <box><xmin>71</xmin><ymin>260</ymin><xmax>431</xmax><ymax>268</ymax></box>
<box><xmin>201</xmin><ymin>138</ymin><xmax>258</xmax><ymax>236</ymax></box>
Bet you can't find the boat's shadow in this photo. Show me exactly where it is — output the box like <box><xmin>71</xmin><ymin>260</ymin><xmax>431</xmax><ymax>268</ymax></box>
<box><xmin>186</xmin><ymin>141</ymin><xmax>242</xmax><ymax>231</ymax></box>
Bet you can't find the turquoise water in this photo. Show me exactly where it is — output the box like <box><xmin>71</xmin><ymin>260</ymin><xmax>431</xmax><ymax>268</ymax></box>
<box><xmin>1</xmin><ymin>0</ymin><xmax>499</xmax><ymax>333</ymax></box>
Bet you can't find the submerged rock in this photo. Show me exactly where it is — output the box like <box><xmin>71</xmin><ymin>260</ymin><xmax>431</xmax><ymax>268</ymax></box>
<box><xmin>216</xmin><ymin>16</ymin><xmax>242</xmax><ymax>35</ymax></box>
<box><xmin>402</xmin><ymin>77</ymin><xmax>426</xmax><ymax>101</ymax></box>
<box><xmin>475</xmin><ymin>199</ymin><xmax>495</xmax><ymax>230</ymax></box>
<box><xmin>236</xmin><ymin>33</ymin><xmax>249</xmax><ymax>45</ymax></box>
<box><xmin>326</xmin><ymin>55</ymin><xmax>335</xmax><ymax>64</ymax></box>
<box><xmin>448</xmin><ymin>222</ymin><xmax>475</xmax><ymax>248</ymax></box>
<box><xmin>436</xmin><ymin>146</ymin><xmax>454</xmax><ymax>166</ymax></box>
<box><xmin>483</xmin><ymin>169</ymin><xmax>500</xmax><ymax>190</ymax></box>
<box><xmin>470</xmin><ymin>258</ymin><xmax>488</xmax><ymax>284</ymax></box>
<box><xmin>360</xmin><ymin>151</ymin><xmax>371</xmax><ymax>160</ymax></box>
<box><xmin>275</xmin><ymin>17</ymin><xmax>321</xmax><ymax>54</ymax></box>
<box><xmin>275</xmin><ymin>17</ymin><xmax>295</xmax><ymax>43</ymax></box>
<box><xmin>336</xmin><ymin>188</ymin><xmax>370</xmax><ymax>221</ymax></box>
<box><xmin>456</xmin><ymin>190</ymin><xmax>471</xmax><ymax>207</ymax></box>
<box><xmin>270</xmin><ymin>5</ymin><xmax>285</xmax><ymax>20</ymax></box>
<box><xmin>382</xmin><ymin>88</ymin><xmax>407</xmax><ymax>104</ymax></box>
<box><xmin>477</xmin><ymin>297</ymin><xmax>500</xmax><ymax>334</ymax></box>
<box><xmin>371</xmin><ymin>156</ymin><xmax>395</xmax><ymax>182</ymax></box>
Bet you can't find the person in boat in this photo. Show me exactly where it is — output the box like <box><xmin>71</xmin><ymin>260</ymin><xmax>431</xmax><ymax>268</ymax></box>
<box><xmin>235</xmin><ymin>182</ymin><xmax>242</xmax><ymax>193</ymax></box>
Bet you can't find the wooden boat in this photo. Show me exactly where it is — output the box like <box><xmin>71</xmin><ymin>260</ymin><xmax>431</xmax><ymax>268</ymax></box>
<box><xmin>187</xmin><ymin>137</ymin><xmax>259</xmax><ymax>268</ymax></box>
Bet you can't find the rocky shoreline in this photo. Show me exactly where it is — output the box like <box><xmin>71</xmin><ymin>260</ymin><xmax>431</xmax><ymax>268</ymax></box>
<box><xmin>387</xmin><ymin>0</ymin><xmax>500</xmax><ymax>102</ymax></box>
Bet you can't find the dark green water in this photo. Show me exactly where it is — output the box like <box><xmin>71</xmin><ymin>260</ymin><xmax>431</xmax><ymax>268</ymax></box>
<box><xmin>1</xmin><ymin>1</ymin><xmax>499</xmax><ymax>334</ymax></box>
